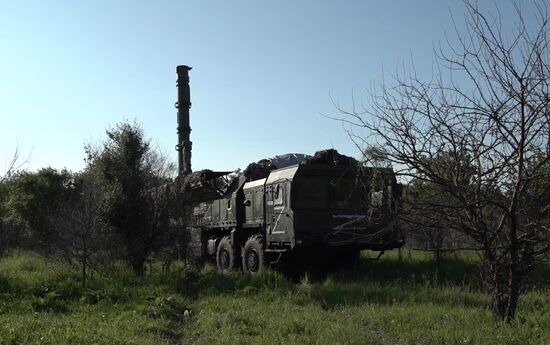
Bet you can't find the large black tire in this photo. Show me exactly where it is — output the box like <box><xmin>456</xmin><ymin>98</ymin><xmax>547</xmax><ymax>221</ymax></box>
<box><xmin>216</xmin><ymin>236</ymin><xmax>238</xmax><ymax>273</ymax></box>
<box><xmin>242</xmin><ymin>235</ymin><xmax>265</xmax><ymax>274</ymax></box>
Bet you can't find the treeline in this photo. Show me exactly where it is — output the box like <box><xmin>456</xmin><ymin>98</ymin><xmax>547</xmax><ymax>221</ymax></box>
<box><xmin>400</xmin><ymin>153</ymin><xmax>550</xmax><ymax>266</ymax></box>
<box><xmin>0</xmin><ymin>121</ymin><xmax>183</xmax><ymax>286</ymax></box>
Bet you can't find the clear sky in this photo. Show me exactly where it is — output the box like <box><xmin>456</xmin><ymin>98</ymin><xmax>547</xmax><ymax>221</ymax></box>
<box><xmin>0</xmin><ymin>1</ymin><xmax>532</xmax><ymax>173</ymax></box>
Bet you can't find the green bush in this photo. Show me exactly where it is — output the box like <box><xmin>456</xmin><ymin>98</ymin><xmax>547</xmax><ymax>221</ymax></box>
<box><xmin>140</xmin><ymin>295</ymin><xmax>190</xmax><ymax>322</ymax></box>
<box><xmin>31</xmin><ymin>290</ymin><xmax>69</xmax><ymax>313</ymax></box>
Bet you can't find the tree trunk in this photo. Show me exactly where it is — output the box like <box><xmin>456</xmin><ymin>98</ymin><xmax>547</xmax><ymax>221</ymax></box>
<box><xmin>434</xmin><ymin>230</ymin><xmax>444</xmax><ymax>275</ymax></box>
<box><xmin>483</xmin><ymin>250</ymin><xmax>522</xmax><ymax>323</ymax></box>
<box><xmin>131</xmin><ymin>258</ymin><xmax>145</xmax><ymax>276</ymax></box>
<box><xmin>127</xmin><ymin>239</ymin><xmax>147</xmax><ymax>275</ymax></box>
<box><xmin>81</xmin><ymin>253</ymin><xmax>87</xmax><ymax>288</ymax></box>
<box><xmin>504</xmin><ymin>272</ymin><xmax>521</xmax><ymax>322</ymax></box>
<box><xmin>489</xmin><ymin>278</ymin><xmax>520</xmax><ymax>322</ymax></box>
<box><xmin>434</xmin><ymin>246</ymin><xmax>442</xmax><ymax>278</ymax></box>
<box><xmin>397</xmin><ymin>246</ymin><xmax>403</xmax><ymax>263</ymax></box>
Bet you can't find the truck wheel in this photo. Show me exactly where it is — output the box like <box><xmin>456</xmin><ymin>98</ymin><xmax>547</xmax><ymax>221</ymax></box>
<box><xmin>242</xmin><ymin>235</ymin><xmax>264</xmax><ymax>274</ymax></box>
<box><xmin>216</xmin><ymin>236</ymin><xmax>238</xmax><ymax>273</ymax></box>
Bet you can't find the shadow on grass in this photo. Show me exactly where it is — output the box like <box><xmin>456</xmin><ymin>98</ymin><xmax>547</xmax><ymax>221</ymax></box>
<box><xmin>304</xmin><ymin>277</ymin><xmax>488</xmax><ymax>310</ymax></box>
<box><xmin>2</xmin><ymin>250</ymin><xmax>548</xmax><ymax>314</ymax></box>
<box><xmin>295</xmin><ymin>252</ymin><xmax>488</xmax><ymax>309</ymax></box>
<box><xmin>0</xmin><ymin>275</ymin><xmax>19</xmax><ymax>294</ymax></box>
<box><xmin>175</xmin><ymin>266</ymin><xmax>293</xmax><ymax>299</ymax></box>
<box><xmin>308</xmin><ymin>255</ymin><xmax>550</xmax><ymax>310</ymax></box>
<box><xmin>170</xmin><ymin>252</ymin><xmax>495</xmax><ymax>310</ymax></box>
<box><xmin>173</xmin><ymin>252</ymin><xmax>550</xmax><ymax>310</ymax></box>
<box><xmin>327</xmin><ymin>253</ymin><xmax>482</xmax><ymax>287</ymax></box>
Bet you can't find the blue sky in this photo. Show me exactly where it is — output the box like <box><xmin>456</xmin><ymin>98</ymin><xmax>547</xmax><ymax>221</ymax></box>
<box><xmin>0</xmin><ymin>1</ymin><xmax>530</xmax><ymax>172</ymax></box>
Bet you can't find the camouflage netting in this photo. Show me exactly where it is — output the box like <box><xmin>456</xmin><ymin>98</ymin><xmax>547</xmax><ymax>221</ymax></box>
<box><xmin>171</xmin><ymin>169</ymin><xmax>228</xmax><ymax>203</ymax></box>
<box><xmin>243</xmin><ymin>159</ymin><xmax>277</xmax><ymax>181</ymax></box>
<box><xmin>168</xmin><ymin>149</ymin><xmax>357</xmax><ymax>205</ymax></box>
<box><xmin>174</xmin><ymin>169</ymin><xmax>215</xmax><ymax>191</ymax></box>
<box><xmin>242</xmin><ymin>150</ymin><xmax>356</xmax><ymax>180</ymax></box>
<box><xmin>305</xmin><ymin>149</ymin><xmax>358</xmax><ymax>167</ymax></box>
<box><xmin>269</xmin><ymin>153</ymin><xmax>310</xmax><ymax>168</ymax></box>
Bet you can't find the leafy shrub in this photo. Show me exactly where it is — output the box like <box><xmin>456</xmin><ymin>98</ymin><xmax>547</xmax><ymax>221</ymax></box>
<box><xmin>140</xmin><ymin>295</ymin><xmax>190</xmax><ymax>322</ymax></box>
<box><xmin>31</xmin><ymin>290</ymin><xmax>68</xmax><ymax>313</ymax></box>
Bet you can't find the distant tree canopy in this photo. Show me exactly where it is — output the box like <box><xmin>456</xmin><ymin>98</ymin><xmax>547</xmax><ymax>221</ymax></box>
<box><xmin>2</xmin><ymin>168</ymin><xmax>75</xmax><ymax>249</ymax></box>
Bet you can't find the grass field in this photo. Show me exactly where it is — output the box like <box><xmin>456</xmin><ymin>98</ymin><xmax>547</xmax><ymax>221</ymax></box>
<box><xmin>0</xmin><ymin>250</ymin><xmax>549</xmax><ymax>345</ymax></box>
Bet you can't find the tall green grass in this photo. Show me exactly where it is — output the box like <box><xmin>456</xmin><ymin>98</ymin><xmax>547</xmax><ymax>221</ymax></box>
<box><xmin>0</xmin><ymin>250</ymin><xmax>548</xmax><ymax>344</ymax></box>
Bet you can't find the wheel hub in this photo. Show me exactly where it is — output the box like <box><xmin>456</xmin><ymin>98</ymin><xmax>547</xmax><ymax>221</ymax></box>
<box><xmin>220</xmin><ymin>249</ymin><xmax>230</xmax><ymax>268</ymax></box>
<box><xmin>247</xmin><ymin>249</ymin><xmax>259</xmax><ymax>272</ymax></box>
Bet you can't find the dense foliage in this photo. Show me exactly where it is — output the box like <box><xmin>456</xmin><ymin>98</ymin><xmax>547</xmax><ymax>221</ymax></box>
<box><xmin>85</xmin><ymin>121</ymin><xmax>174</xmax><ymax>275</ymax></box>
<box><xmin>0</xmin><ymin>121</ymin><xmax>175</xmax><ymax>281</ymax></box>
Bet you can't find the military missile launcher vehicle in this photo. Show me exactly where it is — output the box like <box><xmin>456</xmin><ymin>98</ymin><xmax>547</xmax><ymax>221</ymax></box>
<box><xmin>173</xmin><ymin>65</ymin><xmax>404</xmax><ymax>273</ymax></box>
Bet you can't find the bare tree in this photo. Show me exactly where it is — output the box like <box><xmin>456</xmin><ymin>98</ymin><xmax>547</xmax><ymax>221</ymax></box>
<box><xmin>404</xmin><ymin>175</ymin><xmax>475</xmax><ymax>270</ymax></box>
<box><xmin>337</xmin><ymin>1</ymin><xmax>550</xmax><ymax>321</ymax></box>
<box><xmin>0</xmin><ymin>142</ymin><xmax>28</xmax><ymax>183</ymax></box>
<box><xmin>0</xmin><ymin>143</ymin><xmax>30</xmax><ymax>256</ymax></box>
<box><xmin>362</xmin><ymin>146</ymin><xmax>392</xmax><ymax>168</ymax></box>
<box><xmin>51</xmin><ymin>170</ymin><xmax>116</xmax><ymax>287</ymax></box>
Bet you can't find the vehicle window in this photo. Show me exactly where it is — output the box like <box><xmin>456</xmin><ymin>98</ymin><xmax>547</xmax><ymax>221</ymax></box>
<box><xmin>274</xmin><ymin>185</ymin><xmax>284</xmax><ymax>206</ymax></box>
